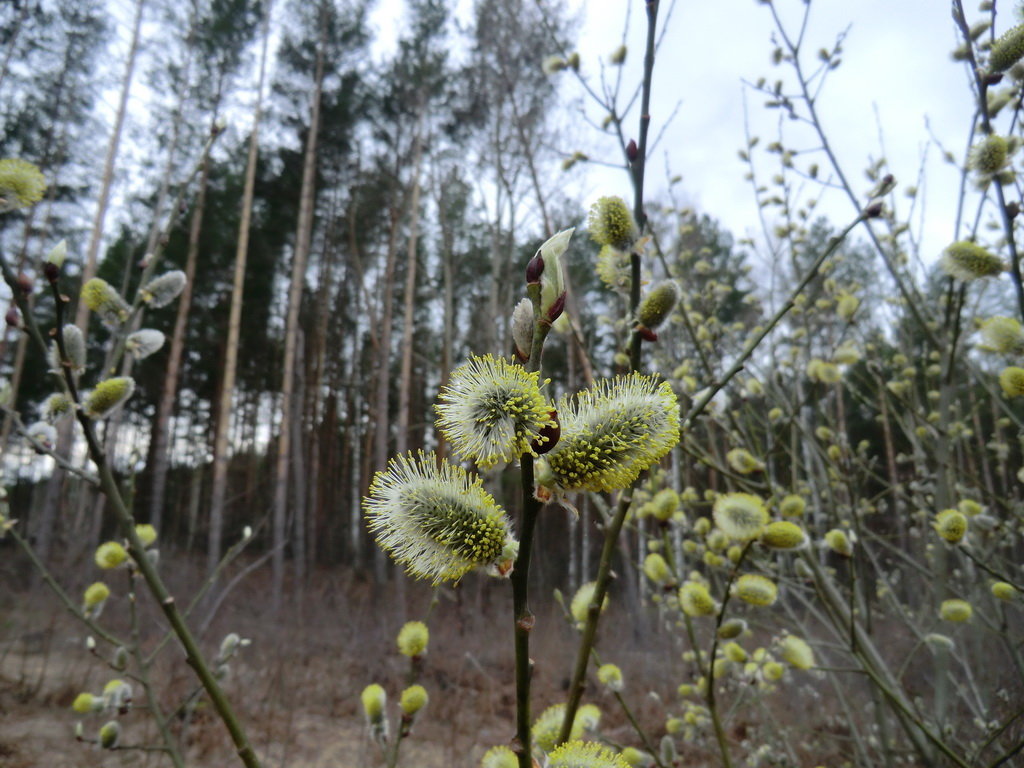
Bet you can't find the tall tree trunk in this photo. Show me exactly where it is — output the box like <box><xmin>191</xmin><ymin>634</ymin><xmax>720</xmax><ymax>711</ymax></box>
<box><xmin>272</xmin><ymin>19</ymin><xmax>325</xmax><ymax>610</ymax></box>
<box><xmin>305</xmin><ymin>198</ymin><xmax>339</xmax><ymax>569</ymax></box>
<box><xmin>433</xmin><ymin>170</ymin><xmax>456</xmax><ymax>460</ymax></box>
<box><xmin>148</xmin><ymin>154</ymin><xmax>210</xmax><ymax>531</ymax></box>
<box><xmin>74</xmin><ymin>0</ymin><xmax>146</xmax><ymax>329</ymax></box>
<box><xmin>395</xmin><ymin>111</ymin><xmax>426</xmax><ymax>456</ymax></box>
<box><xmin>206</xmin><ymin>1</ymin><xmax>272</xmax><ymax>576</ymax></box>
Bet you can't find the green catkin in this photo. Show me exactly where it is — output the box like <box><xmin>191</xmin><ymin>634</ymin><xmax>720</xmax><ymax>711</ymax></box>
<box><xmin>545</xmin><ymin>374</ymin><xmax>679</xmax><ymax>492</ymax></box>
<box><xmin>589</xmin><ymin>196</ymin><xmax>639</xmax><ymax>252</ymax></box>
<box><xmin>999</xmin><ymin>366</ymin><xmax>1024</xmax><ymax>397</ymax></box>
<box><xmin>637</xmin><ymin>280</ymin><xmax>679</xmax><ymax>329</ymax></box>
<box><xmin>713</xmin><ymin>493</ymin><xmax>768</xmax><ymax>540</ymax></box>
<box><xmin>990</xmin><ymin>24</ymin><xmax>1024</xmax><ymax>72</ymax></box>
<box><xmin>363</xmin><ymin>451</ymin><xmax>517</xmax><ymax>584</ymax></box>
<box><xmin>84</xmin><ymin>377</ymin><xmax>136</xmax><ymax>419</ymax></box>
<box><xmin>979</xmin><ymin>316</ymin><xmax>1024</xmax><ymax>354</ymax></box>
<box><xmin>940</xmin><ymin>241</ymin><xmax>1004</xmax><ymax>280</ymax></box>
<box><xmin>970</xmin><ymin>134</ymin><xmax>1008</xmax><ymax>174</ymax></box>
<box><xmin>548</xmin><ymin>740</ymin><xmax>629</xmax><ymax>768</ymax></box>
<box><xmin>81</xmin><ymin>278</ymin><xmax>130</xmax><ymax>327</ymax></box>
<box><xmin>0</xmin><ymin>158</ymin><xmax>46</xmax><ymax>211</ymax></box>
<box><xmin>435</xmin><ymin>354</ymin><xmax>553</xmax><ymax>469</ymax></box>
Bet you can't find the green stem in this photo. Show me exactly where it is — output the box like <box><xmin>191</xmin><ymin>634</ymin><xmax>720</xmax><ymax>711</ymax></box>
<box><xmin>510</xmin><ymin>282</ymin><xmax>552</xmax><ymax>768</ymax></box>
<box><xmin>44</xmin><ymin>280</ymin><xmax>261</xmax><ymax>768</ymax></box>
<box><xmin>702</xmin><ymin>543</ymin><xmax>755</xmax><ymax>768</ymax></box>
<box><xmin>128</xmin><ymin>570</ymin><xmax>186</xmax><ymax>768</ymax></box>
<box><xmin>557</xmin><ymin>490</ymin><xmax>632</xmax><ymax>745</ymax></box>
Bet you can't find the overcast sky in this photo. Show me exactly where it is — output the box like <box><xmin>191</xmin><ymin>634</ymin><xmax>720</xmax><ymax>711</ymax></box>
<box><xmin>532</xmin><ymin>0</ymin><xmax>983</xmax><ymax>265</ymax></box>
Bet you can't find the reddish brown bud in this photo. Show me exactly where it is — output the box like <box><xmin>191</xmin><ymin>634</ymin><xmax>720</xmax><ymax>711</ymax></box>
<box><xmin>532</xmin><ymin>410</ymin><xmax>560</xmax><ymax>454</ymax></box>
<box><xmin>862</xmin><ymin>201</ymin><xmax>884</xmax><ymax>219</ymax></box>
<box><xmin>5</xmin><ymin>306</ymin><xmax>20</xmax><ymax>328</ymax></box>
<box><xmin>626</xmin><ymin>139</ymin><xmax>638</xmax><ymax>162</ymax></box>
<box><xmin>638</xmin><ymin>325</ymin><xmax>659</xmax><ymax>341</ymax></box>
<box><xmin>16</xmin><ymin>273</ymin><xmax>34</xmax><ymax>294</ymax></box>
<box><xmin>43</xmin><ymin>261</ymin><xmax>60</xmax><ymax>282</ymax></box>
<box><xmin>526</xmin><ymin>253</ymin><xmax>544</xmax><ymax>283</ymax></box>
<box><xmin>547</xmin><ymin>292</ymin><xmax>566</xmax><ymax>322</ymax></box>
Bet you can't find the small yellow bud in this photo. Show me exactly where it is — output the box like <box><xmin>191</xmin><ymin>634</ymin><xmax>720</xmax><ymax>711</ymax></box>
<box><xmin>761</xmin><ymin>521</ymin><xmax>807</xmax><ymax>550</ymax></box>
<box><xmin>135</xmin><ymin>524</ymin><xmax>158</xmax><ymax>548</ymax></box>
<box><xmin>95</xmin><ymin>542</ymin><xmax>128</xmax><ymax>570</ymax></box>
<box><xmin>933</xmin><ymin>509</ymin><xmax>967</xmax><ymax>544</ymax></box>
<box><xmin>83</xmin><ymin>581</ymin><xmax>110</xmax><ymax>609</ymax></box>
<box><xmin>679</xmin><ymin>581</ymin><xmax>716</xmax><ymax>617</ymax></box>
<box><xmin>571</xmin><ymin>581</ymin><xmax>607</xmax><ymax>627</ymax></box>
<box><xmin>72</xmin><ymin>693</ymin><xmax>98</xmax><ymax>714</ymax></box>
<box><xmin>991</xmin><ymin>582</ymin><xmax>1017</xmax><ymax>601</ymax></box>
<box><xmin>98</xmin><ymin>720</ymin><xmax>120</xmax><ymax>749</ymax></box>
<box><xmin>637</xmin><ymin>281</ymin><xmax>679</xmax><ymax>331</ymax></box>
<box><xmin>779</xmin><ymin>494</ymin><xmax>806</xmax><ymax>518</ymax></box>
<box><xmin>361</xmin><ymin>683</ymin><xmax>386</xmax><ymax>723</ymax></box>
<box><xmin>84</xmin><ymin>377</ymin><xmax>136</xmax><ymax>419</ymax></box>
<box><xmin>723</xmin><ymin>642</ymin><xmax>747</xmax><ymax>663</ymax></box>
<box><xmin>939</xmin><ymin>599</ymin><xmax>973</xmax><ymax>622</ymax></box>
<box><xmin>726</xmin><ymin>448</ymin><xmax>765</xmax><ymax>474</ymax></box>
<box><xmin>718</xmin><ymin>618</ymin><xmax>747</xmax><ymax>639</ymax></box>
<box><xmin>399</xmin><ymin>684</ymin><xmax>428</xmax><ymax>715</ymax></box>
<box><xmin>836</xmin><ymin>293</ymin><xmax>859</xmax><ymax>321</ymax></box>
<box><xmin>643</xmin><ymin>552</ymin><xmax>671</xmax><ymax>584</ymax></box>
<box><xmin>734</xmin><ymin>574</ymin><xmax>778</xmax><ymax>606</ymax></box>
<box><xmin>999</xmin><ymin>366</ymin><xmax>1024</xmax><ymax>397</ymax></box>
<box><xmin>396</xmin><ymin>621</ymin><xmax>429</xmax><ymax>657</ymax></box>
<box><xmin>779</xmin><ymin>635</ymin><xmax>815</xmax><ymax>669</ymax></box>
<box><xmin>824</xmin><ymin>529</ymin><xmax>853</xmax><ymax>557</ymax></box>
<box><xmin>762</xmin><ymin>662</ymin><xmax>785</xmax><ymax>681</ymax></box>
<box><xmin>597</xmin><ymin>663</ymin><xmax>624</xmax><ymax>692</ymax></box>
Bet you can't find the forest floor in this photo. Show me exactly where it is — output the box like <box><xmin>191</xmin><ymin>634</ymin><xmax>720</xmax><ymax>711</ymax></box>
<box><xmin>0</xmin><ymin>555</ymin><xmax>679</xmax><ymax>768</ymax></box>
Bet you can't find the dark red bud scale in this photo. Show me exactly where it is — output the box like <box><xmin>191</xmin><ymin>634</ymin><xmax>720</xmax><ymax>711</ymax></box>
<box><xmin>638</xmin><ymin>325</ymin><xmax>658</xmax><ymax>342</ymax></box>
<box><xmin>16</xmin><ymin>273</ymin><xmax>33</xmax><ymax>294</ymax></box>
<box><xmin>526</xmin><ymin>253</ymin><xmax>545</xmax><ymax>283</ymax></box>
<box><xmin>5</xmin><ymin>306</ymin><xmax>20</xmax><ymax>328</ymax></box>
<box><xmin>547</xmin><ymin>292</ymin><xmax>566</xmax><ymax>322</ymax></box>
<box><xmin>626</xmin><ymin>139</ymin><xmax>639</xmax><ymax>162</ymax></box>
<box><xmin>532</xmin><ymin>410</ymin><xmax>561</xmax><ymax>454</ymax></box>
<box><xmin>862</xmin><ymin>202</ymin><xmax>884</xmax><ymax>219</ymax></box>
<box><xmin>43</xmin><ymin>262</ymin><xmax>60</xmax><ymax>282</ymax></box>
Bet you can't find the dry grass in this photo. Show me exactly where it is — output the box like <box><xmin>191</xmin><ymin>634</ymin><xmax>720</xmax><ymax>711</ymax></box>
<box><xmin>0</xmin><ymin>552</ymin><xmax>671</xmax><ymax>767</ymax></box>
<box><xmin>3</xmin><ymin>549</ymin><xmax>982</xmax><ymax>768</ymax></box>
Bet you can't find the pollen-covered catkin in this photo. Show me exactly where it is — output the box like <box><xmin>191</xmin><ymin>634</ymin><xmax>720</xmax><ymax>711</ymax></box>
<box><xmin>990</xmin><ymin>24</ymin><xmax>1024</xmax><ymax>72</ymax></box>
